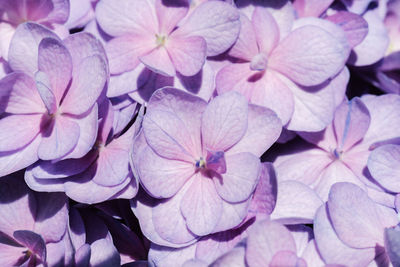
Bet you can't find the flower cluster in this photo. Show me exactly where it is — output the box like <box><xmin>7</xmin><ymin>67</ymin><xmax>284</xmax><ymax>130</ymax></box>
<box><xmin>0</xmin><ymin>0</ymin><xmax>400</xmax><ymax>266</ymax></box>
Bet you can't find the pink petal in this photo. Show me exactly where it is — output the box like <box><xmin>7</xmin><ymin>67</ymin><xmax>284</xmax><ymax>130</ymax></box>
<box><xmin>139</xmin><ymin>46</ymin><xmax>176</xmax><ymax>77</ymax></box>
<box><xmin>269</xmin><ymin>25</ymin><xmax>347</xmax><ymax>86</ymax></box>
<box><xmin>214</xmin><ymin>153</ymin><xmax>260</xmax><ymax>203</ymax></box>
<box><xmin>34</xmin><ymin>71</ymin><xmax>57</xmax><ymax>115</ymax></box>
<box><xmin>251</xmin><ymin>71</ymin><xmax>294</xmax><ymax>126</ymax></box>
<box><xmin>246</xmin><ymin>220</ymin><xmax>296</xmax><ymax>266</ymax></box>
<box><xmin>314</xmin><ymin>204</ymin><xmax>375</xmax><ymax>266</ymax></box>
<box><xmin>166</xmin><ymin>34</ymin><xmax>206</xmax><ymax>77</ymax></box>
<box><xmin>38</xmin><ymin>115</ymin><xmax>80</xmax><ymax>160</ymax></box>
<box><xmin>176</xmin><ymin>1</ymin><xmax>240</xmax><ymax>56</ymax></box>
<box><xmin>61</xmin><ymin>55</ymin><xmax>107</xmax><ymax>115</ymax></box>
<box><xmin>38</xmin><ymin>37</ymin><xmax>72</xmax><ymax>103</ymax></box>
<box><xmin>105</xmin><ymin>34</ymin><xmax>155</xmax><ymax>75</ymax></box>
<box><xmin>228</xmin><ymin>14</ymin><xmax>258</xmax><ymax>61</ymax></box>
<box><xmin>215</xmin><ymin>62</ymin><xmax>256</xmax><ymax>99</ymax></box>
<box><xmin>95</xmin><ymin>0</ymin><xmax>158</xmax><ymax>37</ymax></box>
<box><xmin>181</xmin><ymin>174</ymin><xmax>223</xmax><ymax>236</ymax></box>
<box><xmin>89</xmin><ymin>239</ymin><xmax>120</xmax><ymax>267</ymax></box>
<box><xmin>143</xmin><ymin>88</ymin><xmax>206</xmax><ymax>162</ymax></box>
<box><xmin>270</xmin><ymin>181</ymin><xmax>323</xmax><ymax>224</ymax></box>
<box><xmin>0</xmin><ymin>114</ymin><xmax>42</xmax><ymax>152</ymax></box>
<box><xmin>334</xmin><ymin>98</ymin><xmax>370</xmax><ymax>152</ymax></box>
<box><xmin>368</xmin><ymin>144</ymin><xmax>400</xmax><ymax>192</ymax></box>
<box><xmin>0</xmin><ymin>72</ymin><xmax>46</xmax><ymax>114</ymax></box>
<box><xmin>251</xmin><ymin>7</ymin><xmax>280</xmax><ymax>54</ymax></box>
<box><xmin>201</xmin><ymin>92</ymin><xmax>248</xmax><ymax>152</ymax></box>
<box><xmin>8</xmin><ymin>22</ymin><xmax>59</xmax><ymax>74</ymax></box>
<box><xmin>155</xmin><ymin>0</ymin><xmax>188</xmax><ymax>35</ymax></box>
<box><xmin>327</xmin><ymin>182</ymin><xmax>386</xmax><ymax>248</ymax></box>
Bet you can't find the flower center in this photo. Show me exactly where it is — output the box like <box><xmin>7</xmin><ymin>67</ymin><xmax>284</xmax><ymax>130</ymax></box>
<box><xmin>155</xmin><ymin>34</ymin><xmax>167</xmax><ymax>47</ymax></box>
<box><xmin>195</xmin><ymin>157</ymin><xmax>206</xmax><ymax>169</ymax></box>
<box><xmin>333</xmin><ymin>148</ymin><xmax>343</xmax><ymax>160</ymax></box>
<box><xmin>250</xmin><ymin>53</ymin><xmax>268</xmax><ymax>71</ymax></box>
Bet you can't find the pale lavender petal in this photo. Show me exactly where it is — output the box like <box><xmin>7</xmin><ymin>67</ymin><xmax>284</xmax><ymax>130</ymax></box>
<box><xmin>95</xmin><ymin>0</ymin><xmax>158</xmax><ymax>36</ymax></box>
<box><xmin>326</xmin><ymin>11</ymin><xmax>368</xmax><ymax>48</ymax></box>
<box><xmin>61</xmin><ymin>55</ymin><xmax>107</xmax><ymax>115</ymax></box>
<box><xmin>368</xmin><ymin>144</ymin><xmax>400</xmax><ymax>192</ymax></box>
<box><xmin>201</xmin><ymin>91</ymin><xmax>248</xmax><ymax>152</ymax></box>
<box><xmin>314</xmin><ymin>204</ymin><xmax>375</xmax><ymax>266</ymax></box>
<box><xmin>269</xmin><ymin>25</ymin><xmax>347</xmax><ymax>86</ymax></box>
<box><xmin>37</xmin><ymin>37</ymin><xmax>72</xmax><ymax>103</ymax></box>
<box><xmin>140</xmin><ymin>47</ymin><xmax>176</xmax><ymax>77</ymax></box>
<box><xmin>0</xmin><ymin>72</ymin><xmax>45</xmax><ymax>114</ymax></box>
<box><xmin>349</xmin><ymin>11</ymin><xmax>389</xmax><ymax>66</ymax></box>
<box><xmin>38</xmin><ymin>115</ymin><xmax>80</xmax><ymax>160</ymax></box>
<box><xmin>143</xmin><ymin>88</ymin><xmax>206</xmax><ymax>162</ymax></box>
<box><xmin>214</xmin><ymin>153</ymin><xmax>260</xmax><ymax>203</ymax></box>
<box><xmin>166</xmin><ymin>34</ymin><xmax>206</xmax><ymax>77</ymax></box>
<box><xmin>334</xmin><ymin>98</ymin><xmax>371</xmax><ymax>152</ymax></box>
<box><xmin>252</xmin><ymin>7</ymin><xmax>280</xmax><ymax>54</ymax></box>
<box><xmin>34</xmin><ymin>71</ymin><xmax>57</xmax><ymax>115</ymax></box>
<box><xmin>176</xmin><ymin>1</ymin><xmax>240</xmax><ymax>56</ymax></box>
<box><xmin>271</xmin><ymin>181</ymin><xmax>323</xmax><ymax>224</ymax></box>
<box><xmin>8</xmin><ymin>22</ymin><xmax>59</xmax><ymax>74</ymax></box>
<box><xmin>327</xmin><ymin>182</ymin><xmax>386</xmax><ymax>248</ymax></box>
<box><xmin>33</xmin><ymin>192</ymin><xmax>68</xmax><ymax>243</ymax></box>
<box><xmin>246</xmin><ymin>220</ymin><xmax>296</xmax><ymax>266</ymax></box>
<box><xmin>228</xmin><ymin>14</ymin><xmax>258</xmax><ymax>61</ymax></box>
<box><xmin>0</xmin><ymin>114</ymin><xmax>42</xmax><ymax>152</ymax></box>
<box><xmin>181</xmin><ymin>174</ymin><xmax>223</xmax><ymax>236</ymax></box>
<box><xmin>385</xmin><ymin>228</ymin><xmax>400</xmax><ymax>267</ymax></box>
<box><xmin>227</xmin><ymin>104</ymin><xmax>282</xmax><ymax>157</ymax></box>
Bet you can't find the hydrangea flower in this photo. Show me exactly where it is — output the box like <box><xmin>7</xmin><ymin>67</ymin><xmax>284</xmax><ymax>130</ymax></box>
<box><xmin>95</xmin><ymin>0</ymin><xmax>240</xmax><ymax>77</ymax></box>
<box><xmin>216</xmin><ymin>5</ymin><xmax>349</xmax><ymax>131</ymax></box>
<box><xmin>24</xmin><ymin>100</ymin><xmax>139</xmax><ymax>204</ymax></box>
<box><xmin>131</xmin><ymin>88</ymin><xmax>281</xmax><ymax>245</ymax></box>
<box><xmin>0</xmin><ymin>23</ymin><xmax>107</xmax><ymax>176</ymax></box>
<box><xmin>274</xmin><ymin>94</ymin><xmax>400</xmax><ymax>205</ymax></box>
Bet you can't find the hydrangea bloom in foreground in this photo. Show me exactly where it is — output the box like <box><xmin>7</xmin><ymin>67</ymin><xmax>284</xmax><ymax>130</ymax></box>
<box><xmin>0</xmin><ymin>23</ymin><xmax>107</xmax><ymax>176</ymax></box>
<box><xmin>24</xmin><ymin>100</ymin><xmax>139</xmax><ymax>204</ymax></box>
<box><xmin>131</xmin><ymin>88</ymin><xmax>282</xmax><ymax>245</ymax></box>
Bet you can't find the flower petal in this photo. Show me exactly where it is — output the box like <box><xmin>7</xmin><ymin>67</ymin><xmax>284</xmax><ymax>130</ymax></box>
<box><xmin>201</xmin><ymin>91</ymin><xmax>248</xmax><ymax>152</ymax></box>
